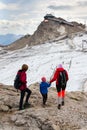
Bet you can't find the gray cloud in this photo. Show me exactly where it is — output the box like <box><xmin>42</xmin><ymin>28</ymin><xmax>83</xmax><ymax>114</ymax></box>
<box><xmin>48</xmin><ymin>5</ymin><xmax>73</xmax><ymax>10</ymax></box>
<box><xmin>1</xmin><ymin>26</ymin><xmax>8</xmax><ymax>29</ymax></box>
<box><xmin>78</xmin><ymin>16</ymin><xmax>87</xmax><ymax>20</ymax></box>
<box><xmin>77</xmin><ymin>1</ymin><xmax>87</xmax><ymax>7</ymax></box>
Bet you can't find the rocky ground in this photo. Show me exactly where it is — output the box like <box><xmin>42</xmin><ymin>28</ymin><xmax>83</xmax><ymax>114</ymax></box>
<box><xmin>0</xmin><ymin>83</ymin><xmax>87</xmax><ymax>130</ymax></box>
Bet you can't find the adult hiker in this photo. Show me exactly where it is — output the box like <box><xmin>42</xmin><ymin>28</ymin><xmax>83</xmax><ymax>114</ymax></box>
<box><xmin>40</xmin><ymin>77</ymin><xmax>51</xmax><ymax>107</ymax></box>
<box><xmin>17</xmin><ymin>64</ymin><xmax>32</xmax><ymax>110</ymax></box>
<box><xmin>50</xmin><ymin>64</ymin><xmax>69</xmax><ymax>109</ymax></box>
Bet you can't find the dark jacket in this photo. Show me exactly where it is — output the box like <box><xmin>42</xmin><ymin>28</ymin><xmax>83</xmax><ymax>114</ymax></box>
<box><xmin>40</xmin><ymin>82</ymin><xmax>51</xmax><ymax>94</ymax></box>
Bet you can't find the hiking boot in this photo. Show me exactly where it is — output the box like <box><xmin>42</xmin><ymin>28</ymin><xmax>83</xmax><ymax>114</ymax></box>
<box><xmin>42</xmin><ymin>104</ymin><xmax>46</xmax><ymax>108</ymax></box>
<box><xmin>62</xmin><ymin>101</ymin><xmax>64</xmax><ymax>106</ymax></box>
<box><xmin>24</xmin><ymin>102</ymin><xmax>31</xmax><ymax>108</ymax></box>
<box><xmin>58</xmin><ymin>104</ymin><xmax>61</xmax><ymax>109</ymax></box>
<box><xmin>19</xmin><ymin>107</ymin><xmax>25</xmax><ymax>111</ymax></box>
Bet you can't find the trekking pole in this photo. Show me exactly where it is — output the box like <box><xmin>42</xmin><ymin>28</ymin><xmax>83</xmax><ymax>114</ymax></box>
<box><xmin>68</xmin><ymin>58</ymin><xmax>72</xmax><ymax>71</ymax></box>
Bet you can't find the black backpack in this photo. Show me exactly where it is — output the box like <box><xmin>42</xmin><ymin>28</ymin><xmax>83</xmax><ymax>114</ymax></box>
<box><xmin>14</xmin><ymin>72</ymin><xmax>22</xmax><ymax>90</ymax></box>
<box><xmin>58</xmin><ymin>70</ymin><xmax>66</xmax><ymax>87</ymax></box>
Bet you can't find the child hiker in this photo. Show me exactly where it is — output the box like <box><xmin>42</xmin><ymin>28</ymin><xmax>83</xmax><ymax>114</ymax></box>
<box><xmin>50</xmin><ymin>64</ymin><xmax>69</xmax><ymax>109</ymax></box>
<box><xmin>40</xmin><ymin>77</ymin><xmax>51</xmax><ymax>106</ymax></box>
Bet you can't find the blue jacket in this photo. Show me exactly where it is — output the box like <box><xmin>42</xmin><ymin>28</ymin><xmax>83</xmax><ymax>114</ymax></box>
<box><xmin>40</xmin><ymin>82</ymin><xmax>51</xmax><ymax>94</ymax></box>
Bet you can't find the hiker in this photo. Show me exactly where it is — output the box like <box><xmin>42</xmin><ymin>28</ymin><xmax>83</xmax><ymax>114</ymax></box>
<box><xmin>40</xmin><ymin>77</ymin><xmax>51</xmax><ymax>106</ymax></box>
<box><xmin>50</xmin><ymin>64</ymin><xmax>69</xmax><ymax>109</ymax></box>
<box><xmin>17</xmin><ymin>64</ymin><xmax>32</xmax><ymax>110</ymax></box>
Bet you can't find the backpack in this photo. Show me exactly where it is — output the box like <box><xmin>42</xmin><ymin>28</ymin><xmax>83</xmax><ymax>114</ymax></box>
<box><xmin>14</xmin><ymin>72</ymin><xmax>22</xmax><ymax>90</ymax></box>
<box><xmin>58</xmin><ymin>70</ymin><xmax>66</xmax><ymax>87</ymax></box>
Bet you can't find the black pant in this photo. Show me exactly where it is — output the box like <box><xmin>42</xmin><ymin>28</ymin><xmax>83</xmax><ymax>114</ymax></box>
<box><xmin>41</xmin><ymin>93</ymin><xmax>47</xmax><ymax>105</ymax></box>
<box><xmin>19</xmin><ymin>88</ymin><xmax>32</xmax><ymax>109</ymax></box>
<box><xmin>56</xmin><ymin>84</ymin><xmax>66</xmax><ymax>92</ymax></box>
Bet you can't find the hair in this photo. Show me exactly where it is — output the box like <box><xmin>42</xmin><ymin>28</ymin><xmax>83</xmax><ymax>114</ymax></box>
<box><xmin>22</xmin><ymin>64</ymin><xmax>28</xmax><ymax>71</ymax></box>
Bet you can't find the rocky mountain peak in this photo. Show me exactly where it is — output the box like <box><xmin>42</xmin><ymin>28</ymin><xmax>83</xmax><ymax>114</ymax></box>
<box><xmin>28</xmin><ymin>14</ymin><xmax>85</xmax><ymax>46</ymax></box>
<box><xmin>4</xmin><ymin>14</ymin><xmax>86</xmax><ymax>50</ymax></box>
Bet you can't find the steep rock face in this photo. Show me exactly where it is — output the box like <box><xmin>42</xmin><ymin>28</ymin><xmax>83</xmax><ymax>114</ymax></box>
<box><xmin>28</xmin><ymin>19</ymin><xmax>85</xmax><ymax>46</ymax></box>
<box><xmin>4</xmin><ymin>16</ymin><xmax>85</xmax><ymax>51</ymax></box>
<box><xmin>0</xmin><ymin>83</ymin><xmax>87</xmax><ymax>130</ymax></box>
<box><xmin>28</xmin><ymin>20</ymin><xmax>62</xmax><ymax>46</ymax></box>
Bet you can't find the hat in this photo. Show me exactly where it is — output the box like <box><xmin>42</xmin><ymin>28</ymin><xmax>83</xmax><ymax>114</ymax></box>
<box><xmin>58</xmin><ymin>64</ymin><xmax>63</xmax><ymax>68</ymax></box>
<box><xmin>41</xmin><ymin>77</ymin><xmax>46</xmax><ymax>82</ymax></box>
<box><xmin>22</xmin><ymin>64</ymin><xmax>28</xmax><ymax>71</ymax></box>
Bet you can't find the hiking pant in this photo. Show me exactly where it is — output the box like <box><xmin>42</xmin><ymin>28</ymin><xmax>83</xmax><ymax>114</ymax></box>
<box><xmin>19</xmin><ymin>88</ymin><xmax>32</xmax><ymax>110</ymax></box>
<box><xmin>56</xmin><ymin>84</ymin><xmax>66</xmax><ymax>105</ymax></box>
<box><xmin>56</xmin><ymin>84</ymin><xmax>66</xmax><ymax>96</ymax></box>
<box><xmin>41</xmin><ymin>93</ymin><xmax>47</xmax><ymax>105</ymax></box>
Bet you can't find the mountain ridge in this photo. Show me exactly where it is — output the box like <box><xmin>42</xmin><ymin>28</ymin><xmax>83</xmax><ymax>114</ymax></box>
<box><xmin>3</xmin><ymin>15</ymin><xmax>86</xmax><ymax>51</ymax></box>
<box><xmin>0</xmin><ymin>34</ymin><xmax>23</xmax><ymax>45</ymax></box>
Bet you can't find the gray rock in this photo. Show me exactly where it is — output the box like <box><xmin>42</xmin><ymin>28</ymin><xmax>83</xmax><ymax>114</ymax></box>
<box><xmin>0</xmin><ymin>84</ymin><xmax>87</xmax><ymax>130</ymax></box>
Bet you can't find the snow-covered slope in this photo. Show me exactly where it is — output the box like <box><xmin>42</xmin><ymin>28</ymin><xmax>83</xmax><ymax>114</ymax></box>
<box><xmin>0</xmin><ymin>33</ymin><xmax>87</xmax><ymax>91</ymax></box>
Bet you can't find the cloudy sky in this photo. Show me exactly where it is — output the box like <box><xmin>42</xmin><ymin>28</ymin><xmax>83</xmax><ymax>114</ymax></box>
<box><xmin>0</xmin><ymin>0</ymin><xmax>87</xmax><ymax>35</ymax></box>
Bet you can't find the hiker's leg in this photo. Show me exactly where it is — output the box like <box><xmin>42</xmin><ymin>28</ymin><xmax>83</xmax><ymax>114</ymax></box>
<box><xmin>56</xmin><ymin>85</ymin><xmax>61</xmax><ymax>109</ymax></box>
<box><xmin>41</xmin><ymin>94</ymin><xmax>44</xmax><ymax>104</ymax></box>
<box><xmin>42</xmin><ymin>94</ymin><xmax>47</xmax><ymax>105</ymax></box>
<box><xmin>45</xmin><ymin>93</ymin><xmax>48</xmax><ymax>104</ymax></box>
<box><xmin>25</xmin><ymin>88</ymin><xmax>32</xmax><ymax>103</ymax></box>
<box><xmin>61</xmin><ymin>85</ymin><xmax>66</xmax><ymax>105</ymax></box>
<box><xmin>43</xmin><ymin>94</ymin><xmax>47</xmax><ymax>105</ymax></box>
<box><xmin>19</xmin><ymin>90</ymin><xmax>25</xmax><ymax>110</ymax></box>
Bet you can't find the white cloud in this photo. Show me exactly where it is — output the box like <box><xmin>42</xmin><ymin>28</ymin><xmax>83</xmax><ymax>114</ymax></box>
<box><xmin>7</xmin><ymin>3</ymin><xmax>19</xmax><ymax>10</ymax></box>
<box><xmin>0</xmin><ymin>0</ymin><xmax>87</xmax><ymax>35</ymax></box>
<box><xmin>0</xmin><ymin>19</ymin><xmax>40</xmax><ymax>35</ymax></box>
<box><xmin>0</xmin><ymin>2</ymin><xmax>19</xmax><ymax>10</ymax></box>
<box><xmin>0</xmin><ymin>2</ymin><xmax>6</xmax><ymax>9</ymax></box>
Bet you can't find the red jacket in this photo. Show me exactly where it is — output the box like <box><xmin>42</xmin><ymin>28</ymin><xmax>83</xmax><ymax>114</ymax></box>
<box><xmin>17</xmin><ymin>70</ymin><xmax>27</xmax><ymax>90</ymax></box>
<box><xmin>50</xmin><ymin>68</ymin><xmax>69</xmax><ymax>85</ymax></box>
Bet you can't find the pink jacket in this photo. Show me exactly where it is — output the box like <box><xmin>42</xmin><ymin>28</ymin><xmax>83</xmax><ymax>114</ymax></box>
<box><xmin>17</xmin><ymin>70</ymin><xmax>27</xmax><ymax>90</ymax></box>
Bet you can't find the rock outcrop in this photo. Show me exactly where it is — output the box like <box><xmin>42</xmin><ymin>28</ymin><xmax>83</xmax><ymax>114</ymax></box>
<box><xmin>0</xmin><ymin>83</ymin><xmax>87</xmax><ymax>130</ymax></box>
<box><xmin>4</xmin><ymin>15</ymin><xmax>86</xmax><ymax>51</ymax></box>
<box><xmin>27</xmin><ymin>19</ymin><xmax>85</xmax><ymax>46</ymax></box>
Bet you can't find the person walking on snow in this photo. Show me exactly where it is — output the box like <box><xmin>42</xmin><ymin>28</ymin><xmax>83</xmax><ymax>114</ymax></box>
<box><xmin>18</xmin><ymin>64</ymin><xmax>32</xmax><ymax>110</ymax></box>
<box><xmin>40</xmin><ymin>77</ymin><xmax>51</xmax><ymax>106</ymax></box>
<box><xmin>50</xmin><ymin>64</ymin><xmax>69</xmax><ymax>109</ymax></box>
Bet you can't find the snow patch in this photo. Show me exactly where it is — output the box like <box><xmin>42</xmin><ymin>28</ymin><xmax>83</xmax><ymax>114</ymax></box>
<box><xmin>0</xmin><ymin>33</ymin><xmax>87</xmax><ymax>92</ymax></box>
